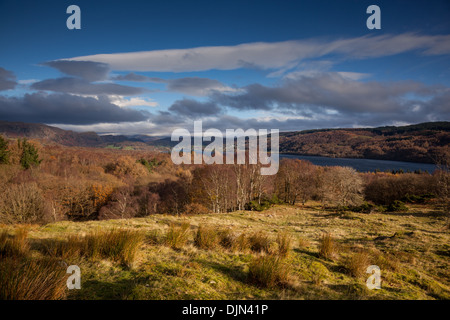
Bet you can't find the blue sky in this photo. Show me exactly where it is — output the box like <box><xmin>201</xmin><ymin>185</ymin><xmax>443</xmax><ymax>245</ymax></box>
<box><xmin>0</xmin><ymin>0</ymin><xmax>449</xmax><ymax>135</ymax></box>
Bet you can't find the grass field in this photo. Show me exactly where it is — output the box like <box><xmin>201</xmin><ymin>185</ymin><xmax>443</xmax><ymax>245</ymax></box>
<box><xmin>1</xmin><ymin>203</ymin><xmax>449</xmax><ymax>300</ymax></box>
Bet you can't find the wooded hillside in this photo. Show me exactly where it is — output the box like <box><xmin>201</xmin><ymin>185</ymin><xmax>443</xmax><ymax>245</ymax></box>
<box><xmin>279</xmin><ymin>122</ymin><xmax>450</xmax><ymax>163</ymax></box>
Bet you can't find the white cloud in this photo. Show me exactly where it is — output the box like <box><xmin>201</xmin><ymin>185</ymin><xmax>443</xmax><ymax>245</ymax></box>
<box><xmin>18</xmin><ymin>79</ymin><xmax>39</xmax><ymax>84</ymax></box>
<box><xmin>60</xmin><ymin>93</ymin><xmax>158</xmax><ymax>108</ymax></box>
<box><xmin>335</xmin><ymin>72</ymin><xmax>370</xmax><ymax>81</ymax></box>
<box><xmin>109</xmin><ymin>95</ymin><xmax>158</xmax><ymax>108</ymax></box>
<box><xmin>166</xmin><ymin>77</ymin><xmax>239</xmax><ymax>96</ymax></box>
<box><xmin>52</xmin><ymin>121</ymin><xmax>160</xmax><ymax>135</ymax></box>
<box><xmin>67</xmin><ymin>33</ymin><xmax>450</xmax><ymax>73</ymax></box>
<box><xmin>283</xmin><ymin>70</ymin><xmax>370</xmax><ymax>81</ymax></box>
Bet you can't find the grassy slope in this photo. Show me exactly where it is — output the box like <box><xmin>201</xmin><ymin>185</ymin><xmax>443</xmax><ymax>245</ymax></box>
<box><xmin>15</xmin><ymin>203</ymin><xmax>450</xmax><ymax>300</ymax></box>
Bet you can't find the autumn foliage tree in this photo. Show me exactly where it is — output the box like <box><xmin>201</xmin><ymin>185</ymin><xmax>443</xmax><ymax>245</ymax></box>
<box><xmin>364</xmin><ymin>172</ymin><xmax>436</xmax><ymax>205</ymax></box>
<box><xmin>0</xmin><ymin>129</ymin><xmax>447</xmax><ymax>225</ymax></box>
<box><xmin>149</xmin><ymin>178</ymin><xmax>190</xmax><ymax>215</ymax></box>
<box><xmin>99</xmin><ymin>185</ymin><xmax>138</xmax><ymax>219</ymax></box>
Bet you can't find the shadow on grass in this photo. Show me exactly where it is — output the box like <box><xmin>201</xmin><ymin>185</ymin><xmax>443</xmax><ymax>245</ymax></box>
<box><xmin>198</xmin><ymin>260</ymin><xmax>248</xmax><ymax>284</ymax></box>
<box><xmin>68</xmin><ymin>275</ymin><xmax>149</xmax><ymax>300</ymax></box>
<box><xmin>435</xmin><ymin>249</ymin><xmax>450</xmax><ymax>257</ymax></box>
<box><xmin>326</xmin><ymin>283</ymin><xmax>353</xmax><ymax>295</ymax></box>
<box><xmin>293</xmin><ymin>248</ymin><xmax>320</xmax><ymax>259</ymax></box>
<box><xmin>313</xmin><ymin>212</ymin><xmax>340</xmax><ymax>218</ymax></box>
<box><xmin>381</xmin><ymin>210</ymin><xmax>447</xmax><ymax>218</ymax></box>
<box><xmin>327</xmin><ymin>264</ymin><xmax>348</xmax><ymax>276</ymax></box>
<box><xmin>28</xmin><ymin>238</ymin><xmax>82</xmax><ymax>265</ymax></box>
<box><xmin>28</xmin><ymin>238</ymin><xmax>48</xmax><ymax>252</ymax></box>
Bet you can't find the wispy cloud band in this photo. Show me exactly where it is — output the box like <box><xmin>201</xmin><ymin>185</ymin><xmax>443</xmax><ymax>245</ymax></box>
<box><xmin>67</xmin><ymin>33</ymin><xmax>450</xmax><ymax>73</ymax></box>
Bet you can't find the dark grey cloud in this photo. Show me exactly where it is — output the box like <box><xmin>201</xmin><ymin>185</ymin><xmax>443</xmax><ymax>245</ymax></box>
<box><xmin>111</xmin><ymin>72</ymin><xmax>165</xmax><ymax>83</ymax></box>
<box><xmin>111</xmin><ymin>74</ymin><xmax>231</xmax><ymax>96</ymax></box>
<box><xmin>0</xmin><ymin>67</ymin><xmax>17</xmax><ymax>91</ymax></box>
<box><xmin>31</xmin><ymin>77</ymin><xmax>147</xmax><ymax>96</ymax></box>
<box><xmin>198</xmin><ymin>114</ymin><xmax>353</xmax><ymax>132</ymax></box>
<box><xmin>50</xmin><ymin>110</ymin><xmax>440</xmax><ymax>137</ymax></box>
<box><xmin>0</xmin><ymin>92</ymin><xmax>150</xmax><ymax>125</ymax></box>
<box><xmin>211</xmin><ymin>72</ymin><xmax>442</xmax><ymax>115</ymax></box>
<box><xmin>196</xmin><ymin>112</ymin><xmax>433</xmax><ymax>134</ymax></box>
<box><xmin>73</xmin><ymin>73</ymin><xmax>447</xmax><ymax>134</ymax></box>
<box><xmin>211</xmin><ymin>83</ymin><xmax>274</xmax><ymax>110</ymax></box>
<box><xmin>168</xmin><ymin>98</ymin><xmax>222</xmax><ymax>118</ymax></box>
<box><xmin>42</xmin><ymin>60</ymin><xmax>110</xmax><ymax>81</ymax></box>
<box><xmin>151</xmin><ymin>111</ymin><xmax>186</xmax><ymax>125</ymax></box>
<box><xmin>408</xmin><ymin>90</ymin><xmax>450</xmax><ymax>121</ymax></box>
<box><xmin>201</xmin><ymin>84</ymin><xmax>449</xmax><ymax>131</ymax></box>
<box><xmin>167</xmin><ymin>77</ymin><xmax>231</xmax><ymax>96</ymax></box>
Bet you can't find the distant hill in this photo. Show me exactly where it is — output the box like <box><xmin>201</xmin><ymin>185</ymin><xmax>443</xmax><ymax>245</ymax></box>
<box><xmin>0</xmin><ymin>120</ymin><xmax>448</xmax><ymax>163</ymax></box>
<box><xmin>147</xmin><ymin>121</ymin><xmax>450</xmax><ymax>164</ymax></box>
<box><xmin>278</xmin><ymin>122</ymin><xmax>450</xmax><ymax>163</ymax></box>
<box><xmin>0</xmin><ymin>121</ymin><xmax>150</xmax><ymax>149</ymax></box>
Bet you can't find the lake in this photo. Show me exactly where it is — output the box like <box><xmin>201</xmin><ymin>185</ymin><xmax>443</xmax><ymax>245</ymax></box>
<box><xmin>280</xmin><ymin>154</ymin><xmax>437</xmax><ymax>173</ymax></box>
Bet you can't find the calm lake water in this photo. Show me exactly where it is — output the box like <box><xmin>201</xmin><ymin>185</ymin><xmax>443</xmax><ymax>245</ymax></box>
<box><xmin>280</xmin><ymin>154</ymin><xmax>437</xmax><ymax>173</ymax></box>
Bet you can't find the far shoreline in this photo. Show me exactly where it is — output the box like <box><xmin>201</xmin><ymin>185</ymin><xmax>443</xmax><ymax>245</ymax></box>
<box><xmin>279</xmin><ymin>152</ymin><xmax>436</xmax><ymax>165</ymax></box>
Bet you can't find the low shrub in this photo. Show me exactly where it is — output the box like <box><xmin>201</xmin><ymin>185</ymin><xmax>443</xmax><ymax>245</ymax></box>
<box><xmin>217</xmin><ymin>230</ymin><xmax>250</xmax><ymax>252</ymax></box>
<box><xmin>248</xmin><ymin>255</ymin><xmax>289</xmax><ymax>288</ymax></box>
<box><xmin>401</xmin><ymin>193</ymin><xmax>435</xmax><ymax>204</ymax></box>
<box><xmin>249</xmin><ymin>231</ymin><xmax>272</xmax><ymax>253</ymax></box>
<box><xmin>344</xmin><ymin>250</ymin><xmax>371</xmax><ymax>278</ymax></box>
<box><xmin>348</xmin><ymin>202</ymin><xmax>378</xmax><ymax>213</ymax></box>
<box><xmin>194</xmin><ymin>225</ymin><xmax>219</xmax><ymax>250</ymax></box>
<box><xmin>41</xmin><ymin>229</ymin><xmax>144</xmax><ymax>268</ymax></box>
<box><xmin>297</xmin><ymin>237</ymin><xmax>310</xmax><ymax>248</ymax></box>
<box><xmin>0</xmin><ymin>227</ymin><xmax>30</xmax><ymax>258</ymax></box>
<box><xmin>92</xmin><ymin>229</ymin><xmax>144</xmax><ymax>267</ymax></box>
<box><xmin>137</xmin><ymin>158</ymin><xmax>160</xmax><ymax>173</ymax></box>
<box><xmin>245</xmin><ymin>199</ymin><xmax>272</xmax><ymax>212</ymax></box>
<box><xmin>217</xmin><ymin>229</ymin><xmax>235</xmax><ymax>249</ymax></box>
<box><xmin>387</xmin><ymin>200</ymin><xmax>408</xmax><ymax>212</ymax></box>
<box><xmin>276</xmin><ymin>232</ymin><xmax>292</xmax><ymax>257</ymax></box>
<box><xmin>146</xmin><ymin>229</ymin><xmax>164</xmax><ymax>245</ymax></box>
<box><xmin>41</xmin><ymin>235</ymin><xmax>83</xmax><ymax>261</ymax></box>
<box><xmin>318</xmin><ymin>233</ymin><xmax>338</xmax><ymax>260</ymax></box>
<box><xmin>0</xmin><ymin>257</ymin><xmax>67</xmax><ymax>300</ymax></box>
<box><xmin>233</xmin><ymin>233</ymin><xmax>250</xmax><ymax>252</ymax></box>
<box><xmin>165</xmin><ymin>222</ymin><xmax>190</xmax><ymax>250</ymax></box>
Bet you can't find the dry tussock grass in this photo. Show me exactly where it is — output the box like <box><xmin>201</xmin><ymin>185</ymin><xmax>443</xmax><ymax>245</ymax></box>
<box><xmin>318</xmin><ymin>233</ymin><xmax>339</xmax><ymax>260</ymax></box>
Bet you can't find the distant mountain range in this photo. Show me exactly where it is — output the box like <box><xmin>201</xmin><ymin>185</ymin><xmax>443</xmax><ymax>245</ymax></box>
<box><xmin>0</xmin><ymin>121</ymin><xmax>152</xmax><ymax>149</ymax></box>
<box><xmin>0</xmin><ymin>120</ymin><xmax>449</xmax><ymax>163</ymax></box>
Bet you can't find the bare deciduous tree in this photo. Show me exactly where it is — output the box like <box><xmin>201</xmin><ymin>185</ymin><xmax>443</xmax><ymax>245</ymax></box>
<box><xmin>434</xmin><ymin>147</ymin><xmax>450</xmax><ymax>219</ymax></box>
<box><xmin>276</xmin><ymin>159</ymin><xmax>317</xmax><ymax>205</ymax></box>
<box><xmin>320</xmin><ymin>166</ymin><xmax>364</xmax><ymax>208</ymax></box>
